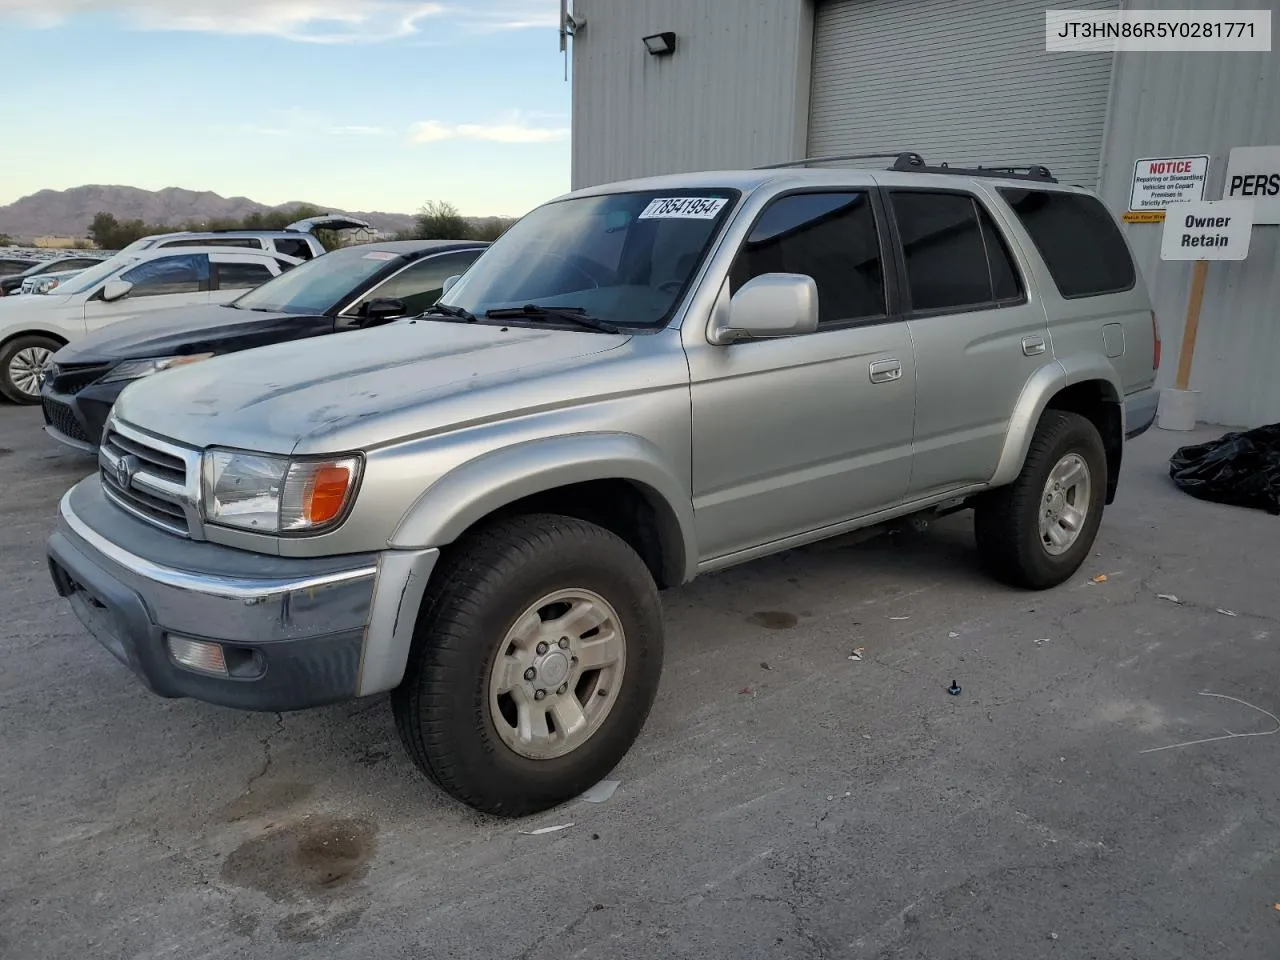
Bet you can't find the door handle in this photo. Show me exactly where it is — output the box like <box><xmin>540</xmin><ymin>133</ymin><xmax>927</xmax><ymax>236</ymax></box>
<box><xmin>868</xmin><ymin>359</ymin><xmax>902</xmax><ymax>384</ymax></box>
<box><xmin>1022</xmin><ymin>335</ymin><xmax>1047</xmax><ymax>357</ymax></box>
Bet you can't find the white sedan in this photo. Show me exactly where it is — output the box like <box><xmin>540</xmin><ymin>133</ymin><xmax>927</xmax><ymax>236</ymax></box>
<box><xmin>0</xmin><ymin>245</ymin><xmax>299</xmax><ymax>403</ymax></box>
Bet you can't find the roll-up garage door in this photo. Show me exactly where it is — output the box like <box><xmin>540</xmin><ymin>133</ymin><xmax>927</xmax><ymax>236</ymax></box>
<box><xmin>807</xmin><ymin>0</ymin><xmax>1118</xmax><ymax>187</ymax></box>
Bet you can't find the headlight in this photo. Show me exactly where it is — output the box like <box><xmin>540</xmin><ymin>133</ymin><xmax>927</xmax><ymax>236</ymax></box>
<box><xmin>101</xmin><ymin>353</ymin><xmax>214</xmax><ymax>383</ymax></box>
<box><xmin>201</xmin><ymin>448</ymin><xmax>362</xmax><ymax>534</ymax></box>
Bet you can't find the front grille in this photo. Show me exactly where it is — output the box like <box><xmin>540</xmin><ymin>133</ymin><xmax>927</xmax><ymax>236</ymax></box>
<box><xmin>42</xmin><ymin>397</ymin><xmax>90</xmax><ymax>442</ymax></box>
<box><xmin>47</xmin><ymin>363</ymin><xmax>111</xmax><ymax>396</ymax></box>
<box><xmin>99</xmin><ymin>424</ymin><xmax>198</xmax><ymax>537</ymax></box>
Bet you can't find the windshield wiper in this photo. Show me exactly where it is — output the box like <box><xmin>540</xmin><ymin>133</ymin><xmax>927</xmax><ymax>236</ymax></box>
<box><xmin>484</xmin><ymin>304</ymin><xmax>621</xmax><ymax>334</ymax></box>
<box><xmin>422</xmin><ymin>303</ymin><xmax>477</xmax><ymax>322</ymax></box>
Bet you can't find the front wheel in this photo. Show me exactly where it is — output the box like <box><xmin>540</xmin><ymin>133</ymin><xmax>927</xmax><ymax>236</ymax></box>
<box><xmin>974</xmin><ymin>410</ymin><xmax>1107</xmax><ymax>589</ymax></box>
<box><xmin>391</xmin><ymin>513</ymin><xmax>664</xmax><ymax>816</ymax></box>
<box><xmin>0</xmin><ymin>334</ymin><xmax>60</xmax><ymax>404</ymax></box>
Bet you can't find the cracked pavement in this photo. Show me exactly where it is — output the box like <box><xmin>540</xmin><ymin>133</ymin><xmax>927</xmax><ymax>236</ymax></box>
<box><xmin>3</xmin><ymin>404</ymin><xmax>1280</xmax><ymax>958</ymax></box>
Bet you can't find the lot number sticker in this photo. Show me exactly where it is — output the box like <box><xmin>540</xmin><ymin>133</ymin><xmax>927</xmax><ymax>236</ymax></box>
<box><xmin>1129</xmin><ymin>155</ymin><xmax>1209</xmax><ymax>212</ymax></box>
<box><xmin>1159</xmin><ymin>199</ymin><xmax>1253</xmax><ymax>261</ymax></box>
<box><xmin>638</xmin><ymin>197</ymin><xmax>727</xmax><ymax>220</ymax></box>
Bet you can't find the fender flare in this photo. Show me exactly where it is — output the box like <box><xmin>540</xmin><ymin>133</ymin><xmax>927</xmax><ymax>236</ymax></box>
<box><xmin>990</xmin><ymin>358</ymin><xmax>1122</xmax><ymax>488</ymax></box>
<box><xmin>0</xmin><ymin>323</ymin><xmax>71</xmax><ymax>348</ymax></box>
<box><xmin>389</xmin><ymin>432</ymin><xmax>698</xmax><ymax>585</ymax></box>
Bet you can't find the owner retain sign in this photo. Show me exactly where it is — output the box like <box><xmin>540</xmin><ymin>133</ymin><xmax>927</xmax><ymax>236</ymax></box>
<box><xmin>1129</xmin><ymin>155</ymin><xmax>1209</xmax><ymax>212</ymax></box>
<box><xmin>1223</xmin><ymin>145</ymin><xmax>1280</xmax><ymax>225</ymax></box>
<box><xmin>1160</xmin><ymin>199</ymin><xmax>1253</xmax><ymax>261</ymax></box>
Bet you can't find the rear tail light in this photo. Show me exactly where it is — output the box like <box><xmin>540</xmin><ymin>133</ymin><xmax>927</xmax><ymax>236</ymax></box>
<box><xmin>1151</xmin><ymin>310</ymin><xmax>1161</xmax><ymax>370</ymax></box>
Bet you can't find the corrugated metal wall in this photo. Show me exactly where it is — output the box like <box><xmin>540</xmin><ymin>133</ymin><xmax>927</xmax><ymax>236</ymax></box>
<box><xmin>1098</xmin><ymin>0</ymin><xmax>1280</xmax><ymax>427</ymax></box>
<box><xmin>570</xmin><ymin>0</ymin><xmax>813</xmax><ymax>189</ymax></box>
<box><xmin>807</xmin><ymin>0</ymin><xmax>1118</xmax><ymax>188</ymax></box>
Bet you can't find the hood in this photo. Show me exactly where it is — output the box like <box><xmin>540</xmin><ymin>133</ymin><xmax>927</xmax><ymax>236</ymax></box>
<box><xmin>55</xmin><ymin>303</ymin><xmax>329</xmax><ymax>362</ymax></box>
<box><xmin>0</xmin><ymin>292</ymin><xmax>75</xmax><ymax>312</ymax></box>
<box><xmin>113</xmin><ymin>319</ymin><xmax>635</xmax><ymax>454</ymax></box>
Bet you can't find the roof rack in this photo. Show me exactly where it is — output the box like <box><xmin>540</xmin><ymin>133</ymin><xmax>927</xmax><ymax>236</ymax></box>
<box><xmin>758</xmin><ymin>151</ymin><xmax>1057</xmax><ymax>183</ymax></box>
<box><xmin>889</xmin><ymin>154</ymin><xmax>1057</xmax><ymax>182</ymax></box>
<box><xmin>756</xmin><ymin>151</ymin><xmax>925</xmax><ymax>170</ymax></box>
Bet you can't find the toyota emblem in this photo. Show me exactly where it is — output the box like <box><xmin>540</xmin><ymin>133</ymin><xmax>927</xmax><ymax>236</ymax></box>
<box><xmin>115</xmin><ymin>454</ymin><xmax>138</xmax><ymax>490</ymax></box>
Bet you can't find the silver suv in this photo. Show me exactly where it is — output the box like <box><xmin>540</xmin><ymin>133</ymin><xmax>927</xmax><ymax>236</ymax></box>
<box><xmin>46</xmin><ymin>155</ymin><xmax>1160</xmax><ymax>816</ymax></box>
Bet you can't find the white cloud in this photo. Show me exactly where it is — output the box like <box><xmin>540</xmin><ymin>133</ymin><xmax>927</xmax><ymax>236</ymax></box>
<box><xmin>0</xmin><ymin>0</ymin><xmax>447</xmax><ymax>44</ymax></box>
<box><xmin>456</xmin><ymin>0</ymin><xmax>560</xmax><ymax>33</ymax></box>
<box><xmin>409</xmin><ymin>112</ymin><xmax>568</xmax><ymax>145</ymax></box>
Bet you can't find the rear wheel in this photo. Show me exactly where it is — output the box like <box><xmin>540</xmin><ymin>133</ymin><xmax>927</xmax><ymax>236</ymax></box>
<box><xmin>0</xmin><ymin>334</ymin><xmax>60</xmax><ymax>404</ymax></box>
<box><xmin>391</xmin><ymin>513</ymin><xmax>664</xmax><ymax>816</ymax></box>
<box><xmin>974</xmin><ymin>410</ymin><xmax>1107</xmax><ymax>589</ymax></box>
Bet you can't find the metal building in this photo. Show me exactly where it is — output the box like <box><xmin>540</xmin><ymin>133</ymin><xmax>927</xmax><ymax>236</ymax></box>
<box><xmin>569</xmin><ymin>0</ymin><xmax>1280</xmax><ymax>427</ymax></box>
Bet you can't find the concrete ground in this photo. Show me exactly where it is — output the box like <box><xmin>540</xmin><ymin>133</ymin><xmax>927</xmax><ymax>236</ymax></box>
<box><xmin>2</xmin><ymin>404</ymin><xmax>1279</xmax><ymax>960</ymax></box>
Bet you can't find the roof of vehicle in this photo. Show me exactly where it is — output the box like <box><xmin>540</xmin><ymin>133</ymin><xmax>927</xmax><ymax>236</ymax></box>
<box><xmin>120</xmin><ymin>244</ymin><xmax>295</xmax><ymax>259</ymax></box>
<box><xmin>561</xmin><ymin>153</ymin><xmax>1095</xmax><ymax>202</ymax></box>
<box><xmin>138</xmin><ymin>229</ymin><xmax>322</xmax><ymax>242</ymax></box>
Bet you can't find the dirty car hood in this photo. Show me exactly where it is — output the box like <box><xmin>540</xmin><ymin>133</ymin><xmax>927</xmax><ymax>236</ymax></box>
<box><xmin>112</xmin><ymin>320</ymin><xmax>632</xmax><ymax>454</ymax></box>
<box><xmin>55</xmin><ymin>303</ymin><xmax>324</xmax><ymax>362</ymax></box>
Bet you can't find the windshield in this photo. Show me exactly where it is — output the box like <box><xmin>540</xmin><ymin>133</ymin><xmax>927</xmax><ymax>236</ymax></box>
<box><xmin>56</xmin><ymin>256</ymin><xmax>135</xmax><ymax>295</ymax></box>
<box><xmin>232</xmin><ymin>247</ymin><xmax>406</xmax><ymax>314</ymax></box>
<box><xmin>20</xmin><ymin>260</ymin><xmax>58</xmax><ymax>278</ymax></box>
<box><xmin>438</xmin><ymin>188</ymin><xmax>739</xmax><ymax>327</ymax></box>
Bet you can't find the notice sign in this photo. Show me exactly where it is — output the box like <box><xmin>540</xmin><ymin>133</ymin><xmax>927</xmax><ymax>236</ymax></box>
<box><xmin>1130</xmin><ymin>155</ymin><xmax>1209</xmax><ymax>212</ymax></box>
<box><xmin>1160</xmin><ymin>200</ymin><xmax>1253</xmax><ymax>261</ymax></box>
<box><xmin>1223</xmin><ymin>145</ymin><xmax>1280</xmax><ymax>224</ymax></box>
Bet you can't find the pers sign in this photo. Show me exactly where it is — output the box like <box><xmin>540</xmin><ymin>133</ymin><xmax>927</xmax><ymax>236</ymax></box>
<box><xmin>1223</xmin><ymin>145</ymin><xmax>1280</xmax><ymax>225</ymax></box>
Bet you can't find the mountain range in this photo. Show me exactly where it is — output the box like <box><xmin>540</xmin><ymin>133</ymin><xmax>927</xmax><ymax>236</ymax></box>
<box><xmin>0</xmin><ymin>185</ymin><xmax>418</xmax><ymax>240</ymax></box>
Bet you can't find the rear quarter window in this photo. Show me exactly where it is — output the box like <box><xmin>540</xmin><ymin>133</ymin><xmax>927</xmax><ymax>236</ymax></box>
<box><xmin>997</xmin><ymin>189</ymin><xmax>1135</xmax><ymax>299</ymax></box>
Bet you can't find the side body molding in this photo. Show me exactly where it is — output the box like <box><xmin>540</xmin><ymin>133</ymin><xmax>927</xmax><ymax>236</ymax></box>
<box><xmin>989</xmin><ymin>358</ymin><xmax>1123</xmax><ymax>488</ymax></box>
<box><xmin>389</xmin><ymin>432</ymin><xmax>699</xmax><ymax>585</ymax></box>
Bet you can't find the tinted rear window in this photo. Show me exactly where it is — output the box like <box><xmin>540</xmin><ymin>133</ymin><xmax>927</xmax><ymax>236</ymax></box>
<box><xmin>998</xmin><ymin>189</ymin><xmax>1135</xmax><ymax>299</ymax></box>
<box><xmin>890</xmin><ymin>191</ymin><xmax>1024</xmax><ymax>312</ymax></box>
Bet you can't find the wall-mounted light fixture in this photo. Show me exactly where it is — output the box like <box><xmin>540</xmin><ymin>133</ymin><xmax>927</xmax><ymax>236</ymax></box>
<box><xmin>642</xmin><ymin>31</ymin><xmax>677</xmax><ymax>56</ymax></box>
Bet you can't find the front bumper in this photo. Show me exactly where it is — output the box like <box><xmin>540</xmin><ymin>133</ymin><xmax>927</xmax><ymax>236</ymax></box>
<box><xmin>47</xmin><ymin>475</ymin><xmax>437</xmax><ymax>712</ymax></box>
<box><xmin>40</xmin><ymin>382</ymin><xmax>118</xmax><ymax>454</ymax></box>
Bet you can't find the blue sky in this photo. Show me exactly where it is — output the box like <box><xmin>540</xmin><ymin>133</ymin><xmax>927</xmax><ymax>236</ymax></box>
<box><xmin>0</xmin><ymin>0</ymin><xmax>571</xmax><ymax>216</ymax></box>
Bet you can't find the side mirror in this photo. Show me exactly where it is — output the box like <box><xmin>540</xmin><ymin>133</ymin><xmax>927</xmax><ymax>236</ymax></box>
<box><xmin>709</xmin><ymin>273</ymin><xmax>819</xmax><ymax>345</ymax></box>
<box><xmin>100</xmin><ymin>279</ymin><xmax>134</xmax><ymax>303</ymax></box>
<box><xmin>441</xmin><ymin>275</ymin><xmax>462</xmax><ymax>296</ymax></box>
<box><xmin>361</xmin><ymin>297</ymin><xmax>407</xmax><ymax>324</ymax></box>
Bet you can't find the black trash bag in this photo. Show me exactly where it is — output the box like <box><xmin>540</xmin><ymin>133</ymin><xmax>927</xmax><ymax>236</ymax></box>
<box><xmin>1169</xmin><ymin>423</ymin><xmax>1280</xmax><ymax>515</ymax></box>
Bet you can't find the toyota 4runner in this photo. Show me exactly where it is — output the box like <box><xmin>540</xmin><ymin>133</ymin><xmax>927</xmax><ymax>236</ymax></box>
<box><xmin>46</xmin><ymin>155</ymin><xmax>1160</xmax><ymax>816</ymax></box>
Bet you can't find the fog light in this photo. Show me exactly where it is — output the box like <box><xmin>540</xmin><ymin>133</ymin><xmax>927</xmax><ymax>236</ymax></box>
<box><xmin>167</xmin><ymin>635</ymin><xmax>228</xmax><ymax>676</ymax></box>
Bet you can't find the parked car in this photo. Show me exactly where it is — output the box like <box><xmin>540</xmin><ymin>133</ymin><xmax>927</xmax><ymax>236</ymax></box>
<box><xmin>40</xmin><ymin>239</ymin><xmax>488</xmax><ymax>452</ymax></box>
<box><xmin>0</xmin><ymin>245</ymin><xmax>299</xmax><ymax>402</ymax></box>
<box><xmin>0</xmin><ymin>256</ymin><xmax>40</xmax><ymax>277</ymax></box>
<box><xmin>113</xmin><ymin>215</ymin><xmax>371</xmax><ymax>262</ymax></box>
<box><xmin>45</xmin><ymin>157</ymin><xmax>1159</xmax><ymax>816</ymax></box>
<box><xmin>1</xmin><ymin>255</ymin><xmax>109</xmax><ymax>297</ymax></box>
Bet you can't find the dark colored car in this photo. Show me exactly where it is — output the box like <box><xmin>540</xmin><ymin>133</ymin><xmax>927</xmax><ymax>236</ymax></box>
<box><xmin>0</xmin><ymin>256</ymin><xmax>39</xmax><ymax>278</ymax></box>
<box><xmin>0</xmin><ymin>255</ymin><xmax>109</xmax><ymax>296</ymax></box>
<box><xmin>41</xmin><ymin>239</ymin><xmax>487</xmax><ymax>453</ymax></box>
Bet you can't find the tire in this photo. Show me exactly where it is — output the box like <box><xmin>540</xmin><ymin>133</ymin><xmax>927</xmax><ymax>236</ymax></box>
<box><xmin>974</xmin><ymin>410</ymin><xmax>1107</xmax><ymax>590</ymax></box>
<box><xmin>391</xmin><ymin>513</ymin><xmax>664</xmax><ymax>817</ymax></box>
<box><xmin>0</xmin><ymin>334</ymin><xmax>61</xmax><ymax>404</ymax></box>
